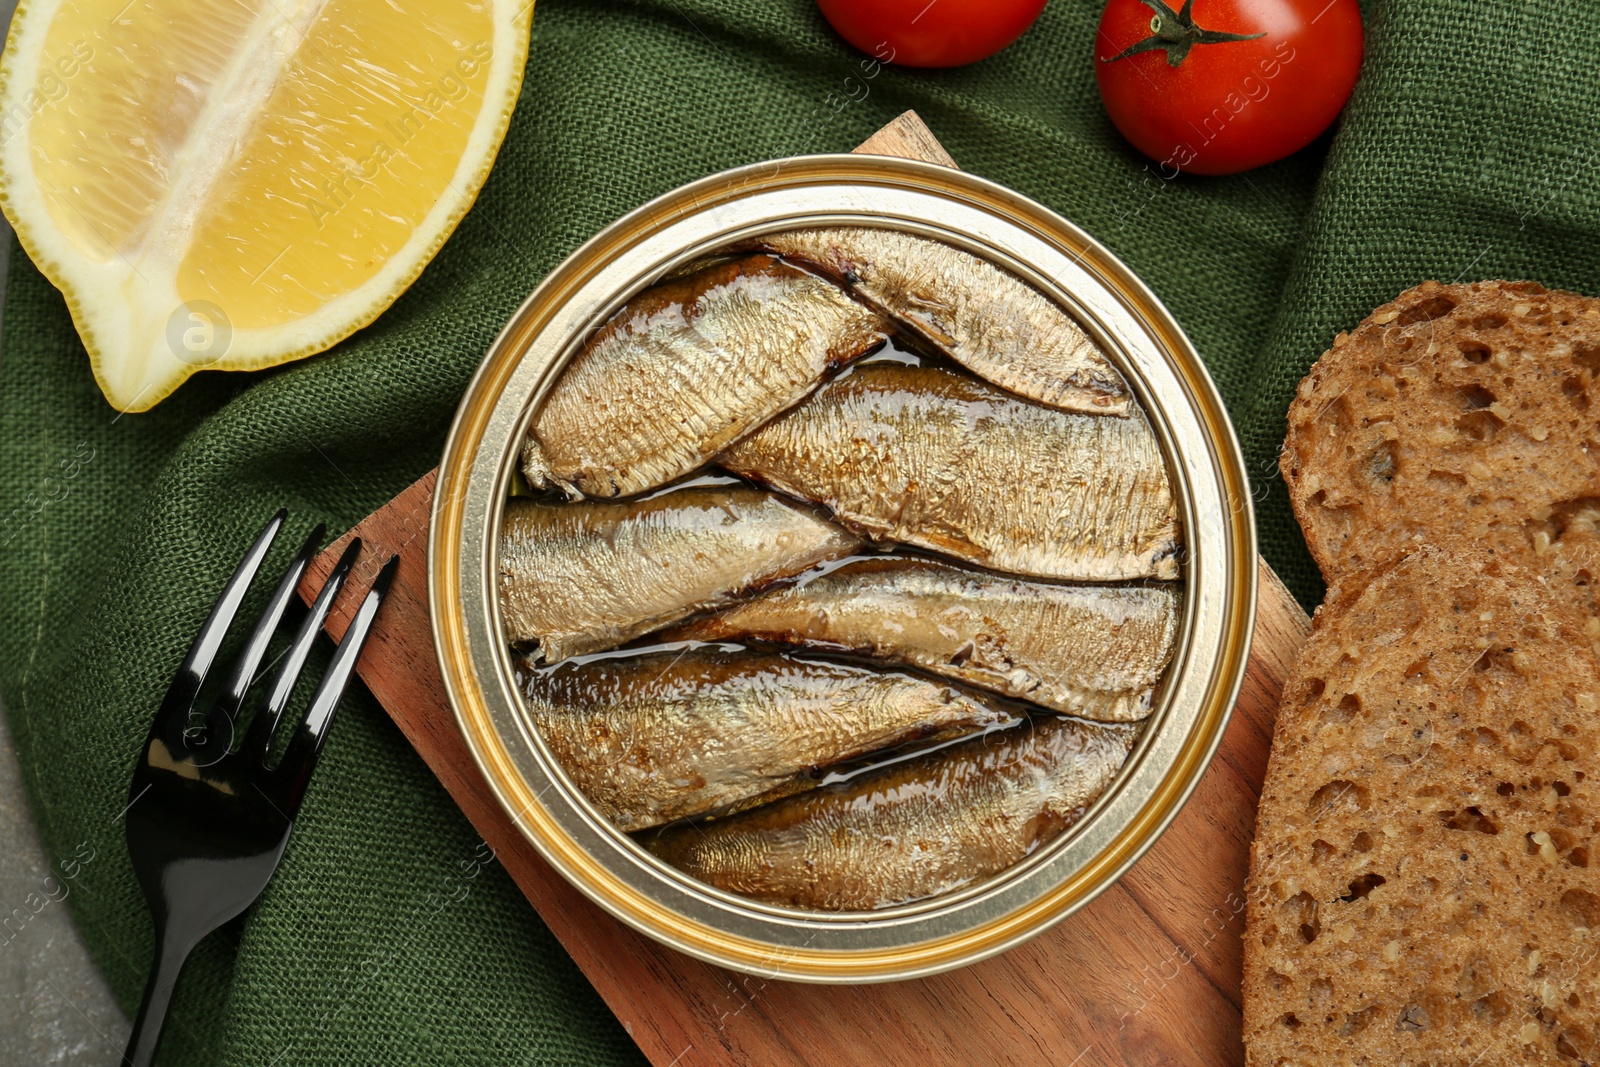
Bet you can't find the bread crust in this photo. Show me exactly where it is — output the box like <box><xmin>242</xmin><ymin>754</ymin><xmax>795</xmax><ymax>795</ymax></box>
<box><xmin>1243</xmin><ymin>546</ymin><xmax>1600</xmax><ymax>1065</ymax></box>
<box><xmin>1281</xmin><ymin>280</ymin><xmax>1600</xmax><ymax>625</ymax></box>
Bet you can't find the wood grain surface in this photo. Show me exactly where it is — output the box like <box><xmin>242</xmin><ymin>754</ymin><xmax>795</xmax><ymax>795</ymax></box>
<box><xmin>300</xmin><ymin>112</ymin><xmax>1310</xmax><ymax>1067</ymax></box>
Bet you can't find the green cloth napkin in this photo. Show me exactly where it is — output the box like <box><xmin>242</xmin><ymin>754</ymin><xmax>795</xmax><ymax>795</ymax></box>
<box><xmin>4</xmin><ymin>0</ymin><xmax>1598</xmax><ymax>1062</ymax></box>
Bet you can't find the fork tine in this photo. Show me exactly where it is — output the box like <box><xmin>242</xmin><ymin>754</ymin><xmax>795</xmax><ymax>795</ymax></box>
<box><xmin>242</xmin><ymin>537</ymin><xmax>362</xmax><ymax>760</ymax></box>
<box><xmin>216</xmin><ymin>523</ymin><xmax>325</xmax><ymax>724</ymax></box>
<box><xmin>157</xmin><ymin>509</ymin><xmax>286</xmax><ymax>727</ymax></box>
<box><xmin>274</xmin><ymin>554</ymin><xmax>399</xmax><ymax>794</ymax></box>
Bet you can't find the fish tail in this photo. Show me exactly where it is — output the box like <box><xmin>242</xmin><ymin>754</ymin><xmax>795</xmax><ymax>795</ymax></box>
<box><xmin>521</xmin><ymin>437</ymin><xmax>584</xmax><ymax>500</ymax></box>
<box><xmin>520</xmin><ymin>436</ymin><xmax>554</xmax><ymax>488</ymax></box>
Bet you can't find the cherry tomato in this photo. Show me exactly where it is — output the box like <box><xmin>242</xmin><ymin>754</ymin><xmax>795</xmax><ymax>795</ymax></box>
<box><xmin>817</xmin><ymin>0</ymin><xmax>1049</xmax><ymax>68</ymax></box>
<box><xmin>1095</xmin><ymin>0</ymin><xmax>1362</xmax><ymax>175</ymax></box>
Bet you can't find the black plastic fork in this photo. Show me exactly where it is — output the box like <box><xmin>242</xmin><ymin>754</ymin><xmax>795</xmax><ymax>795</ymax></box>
<box><xmin>122</xmin><ymin>510</ymin><xmax>398</xmax><ymax>1066</ymax></box>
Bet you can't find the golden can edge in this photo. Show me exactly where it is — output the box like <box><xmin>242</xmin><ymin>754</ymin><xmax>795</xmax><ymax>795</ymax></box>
<box><xmin>429</xmin><ymin>155</ymin><xmax>1259</xmax><ymax>982</ymax></box>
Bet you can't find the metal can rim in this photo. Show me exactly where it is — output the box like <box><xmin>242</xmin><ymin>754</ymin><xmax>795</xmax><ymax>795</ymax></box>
<box><xmin>429</xmin><ymin>154</ymin><xmax>1258</xmax><ymax>982</ymax></box>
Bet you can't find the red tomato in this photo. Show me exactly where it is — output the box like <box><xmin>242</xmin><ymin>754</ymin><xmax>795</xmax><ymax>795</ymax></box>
<box><xmin>1094</xmin><ymin>0</ymin><xmax>1362</xmax><ymax>175</ymax></box>
<box><xmin>816</xmin><ymin>0</ymin><xmax>1049</xmax><ymax>68</ymax></box>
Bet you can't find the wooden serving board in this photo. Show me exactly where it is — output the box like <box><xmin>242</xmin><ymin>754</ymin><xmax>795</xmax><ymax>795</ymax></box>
<box><xmin>300</xmin><ymin>113</ymin><xmax>1311</xmax><ymax>1067</ymax></box>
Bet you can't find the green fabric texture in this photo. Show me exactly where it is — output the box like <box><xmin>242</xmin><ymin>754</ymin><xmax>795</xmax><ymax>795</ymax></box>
<box><xmin>2</xmin><ymin>0</ymin><xmax>1597</xmax><ymax>1062</ymax></box>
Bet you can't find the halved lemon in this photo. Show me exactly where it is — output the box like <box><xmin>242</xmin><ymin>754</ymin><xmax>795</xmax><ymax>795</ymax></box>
<box><xmin>0</xmin><ymin>0</ymin><xmax>533</xmax><ymax>411</ymax></box>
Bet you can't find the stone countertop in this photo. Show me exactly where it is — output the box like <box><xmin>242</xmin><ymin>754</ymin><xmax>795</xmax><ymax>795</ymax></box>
<box><xmin>0</xmin><ymin>699</ymin><xmax>128</xmax><ymax>1063</ymax></box>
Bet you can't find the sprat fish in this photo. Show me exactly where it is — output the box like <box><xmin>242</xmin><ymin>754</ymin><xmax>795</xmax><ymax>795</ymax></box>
<box><xmin>751</xmin><ymin>227</ymin><xmax>1130</xmax><ymax>417</ymax></box>
<box><xmin>522</xmin><ymin>647</ymin><xmax>1022</xmax><ymax>831</ymax></box>
<box><xmin>644</xmin><ymin>714</ymin><xmax>1136</xmax><ymax>910</ymax></box>
<box><xmin>523</xmin><ymin>254</ymin><xmax>888</xmax><ymax>498</ymax></box>
<box><xmin>666</xmin><ymin>557</ymin><xmax>1180</xmax><ymax>721</ymax></box>
<box><xmin>721</xmin><ymin>363</ymin><xmax>1181</xmax><ymax>582</ymax></box>
<box><xmin>499</xmin><ymin>488</ymin><xmax>859</xmax><ymax>662</ymax></box>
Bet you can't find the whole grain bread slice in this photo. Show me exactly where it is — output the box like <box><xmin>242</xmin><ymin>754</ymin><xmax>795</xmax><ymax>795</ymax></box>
<box><xmin>1281</xmin><ymin>280</ymin><xmax>1600</xmax><ymax>626</ymax></box>
<box><xmin>1243</xmin><ymin>545</ymin><xmax>1600</xmax><ymax>1066</ymax></box>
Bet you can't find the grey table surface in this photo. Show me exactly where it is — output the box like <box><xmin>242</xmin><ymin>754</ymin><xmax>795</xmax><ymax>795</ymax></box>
<box><xmin>0</xmin><ymin>699</ymin><xmax>129</xmax><ymax>1064</ymax></box>
<box><xmin>0</xmin><ymin>2</ymin><xmax>132</xmax><ymax>1061</ymax></box>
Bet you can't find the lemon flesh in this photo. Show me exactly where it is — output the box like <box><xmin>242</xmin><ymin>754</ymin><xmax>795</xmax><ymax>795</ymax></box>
<box><xmin>0</xmin><ymin>0</ymin><xmax>532</xmax><ymax>411</ymax></box>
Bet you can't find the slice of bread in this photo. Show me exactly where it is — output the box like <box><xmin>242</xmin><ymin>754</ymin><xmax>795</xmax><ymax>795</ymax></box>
<box><xmin>1281</xmin><ymin>280</ymin><xmax>1600</xmax><ymax>626</ymax></box>
<box><xmin>1243</xmin><ymin>546</ymin><xmax>1600</xmax><ymax>1065</ymax></box>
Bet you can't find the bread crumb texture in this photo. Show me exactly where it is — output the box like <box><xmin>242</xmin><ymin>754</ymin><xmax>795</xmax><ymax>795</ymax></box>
<box><xmin>1244</xmin><ymin>547</ymin><xmax>1600</xmax><ymax>1066</ymax></box>
<box><xmin>1282</xmin><ymin>280</ymin><xmax>1600</xmax><ymax>625</ymax></box>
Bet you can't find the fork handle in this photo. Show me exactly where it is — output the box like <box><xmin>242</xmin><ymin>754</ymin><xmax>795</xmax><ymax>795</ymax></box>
<box><xmin>124</xmin><ymin>927</ymin><xmax>199</xmax><ymax>1067</ymax></box>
